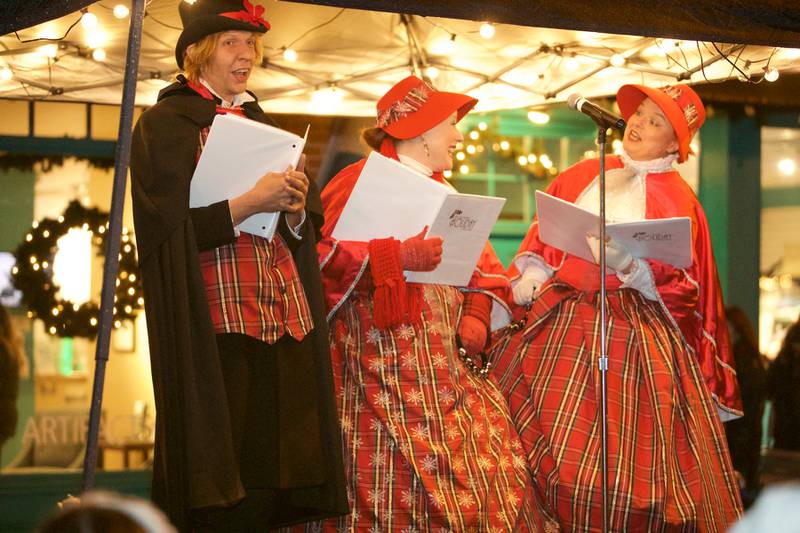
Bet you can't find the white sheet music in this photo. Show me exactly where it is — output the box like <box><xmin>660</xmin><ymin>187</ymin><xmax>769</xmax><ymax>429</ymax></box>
<box><xmin>332</xmin><ymin>152</ymin><xmax>506</xmax><ymax>286</ymax></box>
<box><xmin>189</xmin><ymin>113</ymin><xmax>306</xmax><ymax>241</ymax></box>
<box><xmin>535</xmin><ymin>190</ymin><xmax>692</xmax><ymax>268</ymax></box>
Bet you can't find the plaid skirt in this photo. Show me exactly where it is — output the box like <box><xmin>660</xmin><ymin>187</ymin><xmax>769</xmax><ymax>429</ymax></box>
<box><xmin>295</xmin><ymin>284</ymin><xmax>559</xmax><ymax>532</ymax></box>
<box><xmin>490</xmin><ymin>282</ymin><xmax>742</xmax><ymax>532</ymax></box>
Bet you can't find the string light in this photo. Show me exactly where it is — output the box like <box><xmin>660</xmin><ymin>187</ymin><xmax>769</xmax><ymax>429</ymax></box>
<box><xmin>443</xmin><ymin>170</ymin><xmax>453</xmax><ymax>178</ymax></box>
<box><xmin>459</xmin><ymin>164</ymin><xmax>469</xmax><ymax>174</ymax></box>
<box><xmin>610</xmin><ymin>53</ymin><xmax>626</xmax><ymax>67</ymax></box>
<box><xmin>424</xmin><ymin>66</ymin><xmax>440</xmax><ymax>80</ymax></box>
<box><xmin>478</xmin><ymin>122</ymin><xmax>488</xmax><ymax>131</ymax></box>
<box><xmin>282</xmin><ymin>47</ymin><xmax>298</xmax><ymax>62</ymax></box>
<box><xmin>309</xmin><ymin>86</ymin><xmax>343</xmax><ymax>114</ymax></box>
<box><xmin>764</xmin><ymin>67</ymin><xmax>779</xmax><ymax>82</ymax></box>
<box><xmin>479</xmin><ymin>23</ymin><xmax>495</xmax><ymax>39</ymax></box>
<box><xmin>468</xmin><ymin>131</ymin><xmax>479</xmax><ymax>140</ymax></box>
<box><xmin>92</xmin><ymin>48</ymin><xmax>106</xmax><ymax>62</ymax></box>
<box><xmin>86</xmin><ymin>30</ymin><xmax>108</xmax><ymax>49</ymax></box>
<box><xmin>41</xmin><ymin>44</ymin><xmax>58</xmax><ymax>59</ymax></box>
<box><xmin>0</xmin><ymin>67</ymin><xmax>12</xmax><ymax>82</ymax></box>
<box><xmin>80</xmin><ymin>10</ymin><xmax>98</xmax><ymax>30</ymax></box>
<box><xmin>564</xmin><ymin>56</ymin><xmax>580</xmax><ymax>72</ymax></box>
<box><xmin>113</xmin><ymin>5</ymin><xmax>130</xmax><ymax>19</ymax></box>
<box><xmin>430</xmin><ymin>34</ymin><xmax>456</xmax><ymax>55</ymax></box>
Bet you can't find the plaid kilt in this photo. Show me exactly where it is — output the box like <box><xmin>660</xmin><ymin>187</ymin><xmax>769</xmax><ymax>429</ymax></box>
<box><xmin>490</xmin><ymin>281</ymin><xmax>742</xmax><ymax>532</ymax></box>
<box><xmin>296</xmin><ymin>284</ymin><xmax>559</xmax><ymax>532</ymax></box>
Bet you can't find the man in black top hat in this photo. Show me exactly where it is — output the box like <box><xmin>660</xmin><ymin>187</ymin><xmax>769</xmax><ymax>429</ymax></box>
<box><xmin>129</xmin><ymin>1</ymin><xmax>347</xmax><ymax>530</ymax></box>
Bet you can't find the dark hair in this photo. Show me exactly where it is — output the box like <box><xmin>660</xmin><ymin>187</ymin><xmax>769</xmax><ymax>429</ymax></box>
<box><xmin>726</xmin><ymin>306</ymin><xmax>758</xmax><ymax>352</ymax></box>
<box><xmin>38</xmin><ymin>507</ymin><xmax>148</xmax><ymax>533</ymax></box>
<box><xmin>361</xmin><ymin>127</ymin><xmax>398</xmax><ymax>151</ymax></box>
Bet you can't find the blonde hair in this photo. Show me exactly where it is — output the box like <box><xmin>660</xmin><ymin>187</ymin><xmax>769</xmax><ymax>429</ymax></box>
<box><xmin>182</xmin><ymin>31</ymin><xmax>263</xmax><ymax>83</ymax></box>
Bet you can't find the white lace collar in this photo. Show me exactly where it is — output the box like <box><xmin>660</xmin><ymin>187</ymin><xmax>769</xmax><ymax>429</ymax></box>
<box><xmin>620</xmin><ymin>149</ymin><xmax>678</xmax><ymax>175</ymax></box>
<box><xmin>398</xmin><ymin>154</ymin><xmax>433</xmax><ymax>177</ymax></box>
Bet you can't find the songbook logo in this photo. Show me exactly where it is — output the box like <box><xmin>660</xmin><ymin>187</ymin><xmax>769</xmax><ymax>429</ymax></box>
<box><xmin>632</xmin><ymin>231</ymin><xmax>672</xmax><ymax>242</ymax></box>
<box><xmin>449</xmin><ymin>209</ymin><xmax>477</xmax><ymax>231</ymax></box>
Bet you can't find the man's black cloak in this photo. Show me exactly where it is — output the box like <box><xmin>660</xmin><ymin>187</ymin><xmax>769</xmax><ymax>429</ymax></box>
<box><xmin>130</xmin><ymin>77</ymin><xmax>347</xmax><ymax>531</ymax></box>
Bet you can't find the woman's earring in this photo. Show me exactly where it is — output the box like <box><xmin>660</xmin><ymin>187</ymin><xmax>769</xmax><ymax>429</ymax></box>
<box><xmin>420</xmin><ymin>135</ymin><xmax>431</xmax><ymax>158</ymax></box>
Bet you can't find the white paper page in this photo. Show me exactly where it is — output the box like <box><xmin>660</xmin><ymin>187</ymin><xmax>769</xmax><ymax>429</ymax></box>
<box><xmin>406</xmin><ymin>193</ymin><xmax>506</xmax><ymax>286</ymax></box>
<box><xmin>331</xmin><ymin>152</ymin><xmax>449</xmax><ymax>242</ymax></box>
<box><xmin>189</xmin><ymin>113</ymin><xmax>305</xmax><ymax>241</ymax></box>
<box><xmin>535</xmin><ymin>190</ymin><xmax>692</xmax><ymax>268</ymax></box>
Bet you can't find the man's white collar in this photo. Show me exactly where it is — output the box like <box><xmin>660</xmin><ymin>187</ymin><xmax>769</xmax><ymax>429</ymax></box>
<box><xmin>199</xmin><ymin>79</ymin><xmax>255</xmax><ymax>108</ymax></box>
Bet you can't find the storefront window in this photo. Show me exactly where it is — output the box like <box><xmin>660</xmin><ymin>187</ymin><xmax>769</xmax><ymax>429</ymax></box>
<box><xmin>759</xmin><ymin>126</ymin><xmax>800</xmax><ymax>359</ymax></box>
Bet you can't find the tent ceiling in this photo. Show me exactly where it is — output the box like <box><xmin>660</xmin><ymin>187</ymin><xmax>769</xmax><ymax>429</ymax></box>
<box><xmin>291</xmin><ymin>1</ymin><xmax>800</xmax><ymax>49</ymax></box>
<box><xmin>1</xmin><ymin>0</ymin><xmax>799</xmax><ymax>115</ymax></box>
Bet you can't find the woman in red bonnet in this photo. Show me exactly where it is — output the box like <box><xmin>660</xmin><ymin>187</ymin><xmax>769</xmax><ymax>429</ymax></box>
<box><xmin>490</xmin><ymin>84</ymin><xmax>743</xmax><ymax>531</ymax></box>
<box><xmin>301</xmin><ymin>76</ymin><xmax>559</xmax><ymax>532</ymax></box>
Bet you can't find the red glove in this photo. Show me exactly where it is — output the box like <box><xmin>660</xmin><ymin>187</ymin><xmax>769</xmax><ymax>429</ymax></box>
<box><xmin>457</xmin><ymin>292</ymin><xmax>491</xmax><ymax>354</ymax></box>
<box><xmin>458</xmin><ymin>316</ymin><xmax>488</xmax><ymax>355</ymax></box>
<box><xmin>400</xmin><ymin>227</ymin><xmax>443</xmax><ymax>272</ymax></box>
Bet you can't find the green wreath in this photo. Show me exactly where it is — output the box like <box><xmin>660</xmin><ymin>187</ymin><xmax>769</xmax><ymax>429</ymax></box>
<box><xmin>11</xmin><ymin>200</ymin><xmax>144</xmax><ymax>339</ymax></box>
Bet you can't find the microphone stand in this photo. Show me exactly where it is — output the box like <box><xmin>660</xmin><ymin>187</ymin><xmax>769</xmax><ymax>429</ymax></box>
<box><xmin>596</xmin><ymin>124</ymin><xmax>610</xmax><ymax>533</ymax></box>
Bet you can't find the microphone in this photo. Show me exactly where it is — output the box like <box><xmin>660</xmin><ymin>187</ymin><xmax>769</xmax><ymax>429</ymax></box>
<box><xmin>567</xmin><ymin>93</ymin><xmax>626</xmax><ymax>130</ymax></box>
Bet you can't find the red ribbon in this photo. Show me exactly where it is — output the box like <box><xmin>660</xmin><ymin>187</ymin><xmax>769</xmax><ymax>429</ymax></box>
<box><xmin>220</xmin><ymin>0</ymin><xmax>270</xmax><ymax>30</ymax></box>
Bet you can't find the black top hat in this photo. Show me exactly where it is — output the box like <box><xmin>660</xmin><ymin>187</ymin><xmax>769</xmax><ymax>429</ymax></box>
<box><xmin>175</xmin><ymin>0</ymin><xmax>270</xmax><ymax>69</ymax></box>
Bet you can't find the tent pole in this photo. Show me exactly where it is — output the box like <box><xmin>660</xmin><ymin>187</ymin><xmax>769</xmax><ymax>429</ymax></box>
<box><xmin>82</xmin><ymin>0</ymin><xmax>145</xmax><ymax>492</ymax></box>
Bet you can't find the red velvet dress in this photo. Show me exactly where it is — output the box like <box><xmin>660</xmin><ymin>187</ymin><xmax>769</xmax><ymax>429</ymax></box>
<box><xmin>490</xmin><ymin>156</ymin><xmax>742</xmax><ymax>532</ymax></box>
<box><xmin>298</xmin><ymin>142</ymin><xmax>559</xmax><ymax>532</ymax></box>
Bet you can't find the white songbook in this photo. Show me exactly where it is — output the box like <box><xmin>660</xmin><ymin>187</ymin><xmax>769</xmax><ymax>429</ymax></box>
<box><xmin>189</xmin><ymin>113</ymin><xmax>306</xmax><ymax>241</ymax></box>
<box><xmin>332</xmin><ymin>152</ymin><xmax>506</xmax><ymax>286</ymax></box>
<box><xmin>535</xmin><ymin>190</ymin><xmax>692</xmax><ymax>268</ymax></box>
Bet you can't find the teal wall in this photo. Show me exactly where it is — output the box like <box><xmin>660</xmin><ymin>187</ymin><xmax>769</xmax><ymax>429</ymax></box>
<box><xmin>699</xmin><ymin>113</ymin><xmax>761</xmax><ymax>330</ymax></box>
<box><xmin>0</xmin><ymin>470</ymin><xmax>151</xmax><ymax>532</ymax></box>
<box><xmin>0</xmin><ymin>168</ymin><xmax>35</xmax><ymax>470</ymax></box>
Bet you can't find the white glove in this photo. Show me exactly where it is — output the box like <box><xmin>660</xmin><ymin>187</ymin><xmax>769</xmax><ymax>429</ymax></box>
<box><xmin>586</xmin><ymin>234</ymin><xmax>633</xmax><ymax>273</ymax></box>
<box><xmin>512</xmin><ymin>269</ymin><xmax>541</xmax><ymax>305</ymax></box>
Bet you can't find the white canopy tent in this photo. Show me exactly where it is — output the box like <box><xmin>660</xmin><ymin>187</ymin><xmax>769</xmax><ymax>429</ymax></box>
<box><xmin>1</xmin><ymin>0</ymin><xmax>799</xmax><ymax>114</ymax></box>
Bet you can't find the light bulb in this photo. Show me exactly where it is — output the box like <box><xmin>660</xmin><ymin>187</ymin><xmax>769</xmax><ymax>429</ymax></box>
<box><xmin>41</xmin><ymin>43</ymin><xmax>58</xmax><ymax>59</ymax></box>
<box><xmin>113</xmin><ymin>4</ymin><xmax>130</xmax><ymax>19</ymax></box>
<box><xmin>81</xmin><ymin>11</ymin><xmax>98</xmax><ymax>30</ymax></box>
<box><xmin>0</xmin><ymin>67</ymin><xmax>12</xmax><ymax>81</ymax></box>
<box><xmin>610</xmin><ymin>53</ymin><xmax>625</xmax><ymax>67</ymax></box>
<box><xmin>479</xmin><ymin>23</ymin><xmax>495</xmax><ymax>39</ymax></box>
<box><xmin>477</xmin><ymin>121</ymin><xmax>487</xmax><ymax>131</ymax></box>
<box><xmin>283</xmin><ymin>47</ymin><xmax>297</xmax><ymax>62</ymax></box>
<box><xmin>431</xmin><ymin>35</ymin><xmax>456</xmax><ymax>55</ymax></box>
<box><xmin>764</xmin><ymin>67</ymin><xmax>779</xmax><ymax>82</ymax></box>
<box><xmin>92</xmin><ymin>48</ymin><xmax>106</xmax><ymax>61</ymax></box>
<box><xmin>85</xmin><ymin>30</ymin><xmax>107</xmax><ymax>49</ymax></box>
<box><xmin>564</xmin><ymin>56</ymin><xmax>580</xmax><ymax>72</ymax></box>
<box><xmin>424</xmin><ymin>66</ymin><xmax>440</xmax><ymax>80</ymax></box>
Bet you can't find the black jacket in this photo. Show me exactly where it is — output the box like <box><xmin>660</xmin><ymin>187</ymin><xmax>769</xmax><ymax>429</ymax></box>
<box><xmin>130</xmin><ymin>77</ymin><xmax>347</xmax><ymax>530</ymax></box>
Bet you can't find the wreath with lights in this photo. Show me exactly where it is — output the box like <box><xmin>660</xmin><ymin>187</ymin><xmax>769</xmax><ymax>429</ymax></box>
<box><xmin>11</xmin><ymin>200</ymin><xmax>144</xmax><ymax>339</ymax></box>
